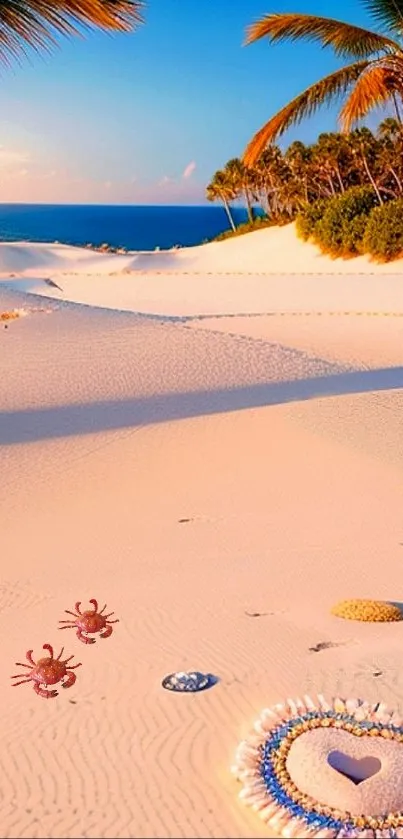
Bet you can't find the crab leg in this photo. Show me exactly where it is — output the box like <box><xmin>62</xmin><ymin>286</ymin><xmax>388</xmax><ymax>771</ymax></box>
<box><xmin>62</xmin><ymin>672</ymin><xmax>77</xmax><ymax>689</ymax></box>
<box><xmin>105</xmin><ymin>612</ymin><xmax>115</xmax><ymax>618</ymax></box>
<box><xmin>26</xmin><ymin>650</ymin><xmax>36</xmax><ymax>665</ymax></box>
<box><xmin>75</xmin><ymin>602</ymin><xmax>83</xmax><ymax>615</ymax></box>
<box><xmin>100</xmin><ymin>625</ymin><xmax>113</xmax><ymax>639</ymax></box>
<box><xmin>77</xmin><ymin>628</ymin><xmax>95</xmax><ymax>645</ymax></box>
<box><xmin>62</xmin><ymin>655</ymin><xmax>81</xmax><ymax>669</ymax></box>
<box><xmin>42</xmin><ymin>644</ymin><xmax>54</xmax><ymax>658</ymax></box>
<box><xmin>11</xmin><ymin>677</ymin><xmax>32</xmax><ymax>685</ymax></box>
<box><xmin>34</xmin><ymin>683</ymin><xmax>58</xmax><ymax>699</ymax></box>
<box><xmin>15</xmin><ymin>661</ymin><xmax>33</xmax><ymax>668</ymax></box>
<box><xmin>106</xmin><ymin>619</ymin><xmax>119</xmax><ymax>624</ymax></box>
<box><xmin>64</xmin><ymin>610</ymin><xmax>79</xmax><ymax>618</ymax></box>
<box><xmin>89</xmin><ymin>599</ymin><xmax>99</xmax><ymax>612</ymax></box>
<box><xmin>99</xmin><ymin>604</ymin><xmax>107</xmax><ymax>614</ymax></box>
<box><xmin>56</xmin><ymin>647</ymin><xmax>64</xmax><ymax>660</ymax></box>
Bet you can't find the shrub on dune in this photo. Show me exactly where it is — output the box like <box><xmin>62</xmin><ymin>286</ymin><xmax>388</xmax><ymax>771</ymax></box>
<box><xmin>313</xmin><ymin>185</ymin><xmax>378</xmax><ymax>257</ymax></box>
<box><xmin>363</xmin><ymin>198</ymin><xmax>403</xmax><ymax>261</ymax></box>
<box><xmin>295</xmin><ymin>199</ymin><xmax>327</xmax><ymax>241</ymax></box>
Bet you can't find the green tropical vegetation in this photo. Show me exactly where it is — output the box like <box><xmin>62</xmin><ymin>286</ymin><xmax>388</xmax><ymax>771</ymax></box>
<box><xmin>206</xmin><ymin>119</ymin><xmax>403</xmax><ymax>259</ymax></box>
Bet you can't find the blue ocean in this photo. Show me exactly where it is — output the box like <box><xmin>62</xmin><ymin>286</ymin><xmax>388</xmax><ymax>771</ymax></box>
<box><xmin>0</xmin><ymin>204</ymin><xmax>248</xmax><ymax>251</ymax></box>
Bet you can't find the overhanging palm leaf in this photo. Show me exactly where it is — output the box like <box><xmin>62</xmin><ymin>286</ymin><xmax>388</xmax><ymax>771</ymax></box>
<box><xmin>341</xmin><ymin>55</ymin><xmax>403</xmax><ymax>130</ymax></box>
<box><xmin>245</xmin><ymin>13</ymin><xmax>401</xmax><ymax>58</ymax></box>
<box><xmin>0</xmin><ymin>0</ymin><xmax>144</xmax><ymax>63</ymax></box>
<box><xmin>243</xmin><ymin>61</ymin><xmax>370</xmax><ymax>166</ymax></box>
<box><xmin>362</xmin><ymin>0</ymin><xmax>403</xmax><ymax>34</ymax></box>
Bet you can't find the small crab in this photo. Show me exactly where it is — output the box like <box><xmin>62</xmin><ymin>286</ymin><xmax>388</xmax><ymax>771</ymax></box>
<box><xmin>11</xmin><ymin>643</ymin><xmax>81</xmax><ymax>699</ymax></box>
<box><xmin>59</xmin><ymin>598</ymin><xmax>119</xmax><ymax>644</ymax></box>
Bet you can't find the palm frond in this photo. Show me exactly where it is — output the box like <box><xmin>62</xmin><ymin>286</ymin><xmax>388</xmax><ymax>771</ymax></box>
<box><xmin>362</xmin><ymin>0</ymin><xmax>403</xmax><ymax>35</ymax></box>
<box><xmin>245</xmin><ymin>13</ymin><xmax>401</xmax><ymax>58</ymax></box>
<box><xmin>0</xmin><ymin>0</ymin><xmax>144</xmax><ymax>64</ymax></box>
<box><xmin>340</xmin><ymin>54</ymin><xmax>403</xmax><ymax>131</ymax></box>
<box><xmin>243</xmin><ymin>60</ymin><xmax>370</xmax><ymax>166</ymax></box>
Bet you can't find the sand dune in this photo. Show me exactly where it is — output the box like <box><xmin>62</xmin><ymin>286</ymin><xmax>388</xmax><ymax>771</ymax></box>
<box><xmin>1</xmin><ymin>225</ymin><xmax>403</xmax><ymax>838</ymax></box>
<box><xmin>1</xmin><ymin>223</ymin><xmax>403</xmax><ymax>318</ymax></box>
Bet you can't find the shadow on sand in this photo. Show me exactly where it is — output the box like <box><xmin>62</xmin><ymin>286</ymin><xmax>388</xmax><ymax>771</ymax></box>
<box><xmin>1</xmin><ymin>365</ymin><xmax>402</xmax><ymax>447</ymax></box>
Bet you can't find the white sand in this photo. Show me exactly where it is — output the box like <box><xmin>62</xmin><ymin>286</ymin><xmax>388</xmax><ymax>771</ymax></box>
<box><xmin>1</xmin><ymin>223</ymin><xmax>403</xmax><ymax>317</ymax></box>
<box><xmin>1</xmin><ymin>223</ymin><xmax>403</xmax><ymax>838</ymax></box>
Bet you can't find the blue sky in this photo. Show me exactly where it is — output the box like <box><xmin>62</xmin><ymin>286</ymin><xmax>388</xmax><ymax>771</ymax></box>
<box><xmin>0</xmin><ymin>0</ymin><xmax>392</xmax><ymax>203</ymax></box>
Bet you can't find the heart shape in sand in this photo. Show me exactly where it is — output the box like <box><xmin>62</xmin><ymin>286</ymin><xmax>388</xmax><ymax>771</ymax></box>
<box><xmin>327</xmin><ymin>750</ymin><xmax>381</xmax><ymax>784</ymax></box>
<box><xmin>287</xmin><ymin>727</ymin><xmax>403</xmax><ymax>815</ymax></box>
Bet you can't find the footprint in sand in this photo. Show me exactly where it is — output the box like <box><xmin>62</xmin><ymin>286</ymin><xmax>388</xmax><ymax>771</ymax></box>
<box><xmin>309</xmin><ymin>640</ymin><xmax>351</xmax><ymax>653</ymax></box>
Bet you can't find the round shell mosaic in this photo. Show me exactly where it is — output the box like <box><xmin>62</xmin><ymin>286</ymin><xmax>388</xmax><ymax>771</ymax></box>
<box><xmin>232</xmin><ymin>695</ymin><xmax>403</xmax><ymax>838</ymax></box>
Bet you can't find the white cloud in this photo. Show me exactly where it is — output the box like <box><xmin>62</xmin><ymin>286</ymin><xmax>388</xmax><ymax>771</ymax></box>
<box><xmin>0</xmin><ymin>148</ymin><xmax>30</xmax><ymax>169</ymax></box>
<box><xmin>182</xmin><ymin>161</ymin><xmax>196</xmax><ymax>179</ymax></box>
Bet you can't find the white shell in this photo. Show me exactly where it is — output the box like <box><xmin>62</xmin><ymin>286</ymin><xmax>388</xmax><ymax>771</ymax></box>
<box><xmin>354</xmin><ymin>701</ymin><xmax>370</xmax><ymax>721</ymax></box>
<box><xmin>239</xmin><ymin>780</ymin><xmax>266</xmax><ymax>798</ymax></box>
<box><xmin>274</xmin><ymin>703</ymin><xmax>288</xmax><ymax>720</ymax></box>
<box><xmin>303</xmin><ymin>694</ymin><xmax>316</xmax><ymax>711</ymax></box>
<box><xmin>260</xmin><ymin>707</ymin><xmax>281</xmax><ymax>724</ymax></box>
<box><xmin>258</xmin><ymin>802</ymin><xmax>281</xmax><ymax>821</ymax></box>
<box><xmin>318</xmin><ymin>694</ymin><xmax>332</xmax><ymax>712</ymax></box>
<box><xmin>287</xmin><ymin>698</ymin><xmax>298</xmax><ymax>716</ymax></box>
<box><xmin>269</xmin><ymin>810</ymin><xmax>290</xmax><ymax>833</ymax></box>
<box><xmin>281</xmin><ymin>818</ymin><xmax>309</xmax><ymax>838</ymax></box>
<box><xmin>333</xmin><ymin>697</ymin><xmax>346</xmax><ymax>714</ymax></box>
<box><xmin>345</xmin><ymin>698</ymin><xmax>360</xmax><ymax>715</ymax></box>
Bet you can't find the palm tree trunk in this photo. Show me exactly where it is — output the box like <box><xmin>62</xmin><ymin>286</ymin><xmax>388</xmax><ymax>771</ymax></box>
<box><xmin>244</xmin><ymin>187</ymin><xmax>254</xmax><ymax>223</ymax></box>
<box><xmin>223</xmin><ymin>197</ymin><xmax>236</xmax><ymax>232</ymax></box>
<box><xmin>265</xmin><ymin>187</ymin><xmax>272</xmax><ymax>215</ymax></box>
<box><xmin>361</xmin><ymin>152</ymin><xmax>383</xmax><ymax>205</ymax></box>
<box><xmin>392</xmin><ymin>92</ymin><xmax>403</xmax><ymax>126</ymax></box>
<box><xmin>327</xmin><ymin>174</ymin><xmax>336</xmax><ymax>196</ymax></box>
<box><xmin>389</xmin><ymin>166</ymin><xmax>403</xmax><ymax>193</ymax></box>
<box><xmin>335</xmin><ymin>165</ymin><xmax>345</xmax><ymax>193</ymax></box>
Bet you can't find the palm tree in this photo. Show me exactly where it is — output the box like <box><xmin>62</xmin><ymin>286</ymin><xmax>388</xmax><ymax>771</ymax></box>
<box><xmin>224</xmin><ymin>158</ymin><xmax>255</xmax><ymax>223</ymax></box>
<box><xmin>243</xmin><ymin>0</ymin><xmax>403</xmax><ymax>166</ymax></box>
<box><xmin>0</xmin><ymin>0</ymin><xmax>144</xmax><ymax>62</ymax></box>
<box><xmin>377</xmin><ymin>117</ymin><xmax>403</xmax><ymax>193</ymax></box>
<box><xmin>251</xmin><ymin>145</ymin><xmax>286</xmax><ymax>215</ymax></box>
<box><xmin>206</xmin><ymin>170</ymin><xmax>237</xmax><ymax>232</ymax></box>
<box><xmin>346</xmin><ymin>126</ymin><xmax>384</xmax><ymax>202</ymax></box>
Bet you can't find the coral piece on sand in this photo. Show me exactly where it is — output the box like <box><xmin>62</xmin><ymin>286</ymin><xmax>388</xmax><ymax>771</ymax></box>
<box><xmin>331</xmin><ymin>599</ymin><xmax>402</xmax><ymax>622</ymax></box>
<box><xmin>0</xmin><ymin>309</ymin><xmax>25</xmax><ymax>321</ymax></box>
<box><xmin>233</xmin><ymin>695</ymin><xmax>403</xmax><ymax>838</ymax></box>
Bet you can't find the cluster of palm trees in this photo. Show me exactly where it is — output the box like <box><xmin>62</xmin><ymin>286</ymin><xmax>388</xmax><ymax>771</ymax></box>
<box><xmin>207</xmin><ymin>119</ymin><xmax>403</xmax><ymax>230</ymax></box>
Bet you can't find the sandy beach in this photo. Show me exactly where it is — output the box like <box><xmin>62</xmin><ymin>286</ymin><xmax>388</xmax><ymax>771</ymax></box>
<box><xmin>1</xmin><ymin>223</ymin><xmax>403</xmax><ymax>838</ymax></box>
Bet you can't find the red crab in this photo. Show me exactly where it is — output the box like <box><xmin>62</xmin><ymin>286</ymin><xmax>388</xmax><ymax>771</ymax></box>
<box><xmin>59</xmin><ymin>598</ymin><xmax>119</xmax><ymax>644</ymax></box>
<box><xmin>11</xmin><ymin>643</ymin><xmax>81</xmax><ymax>699</ymax></box>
